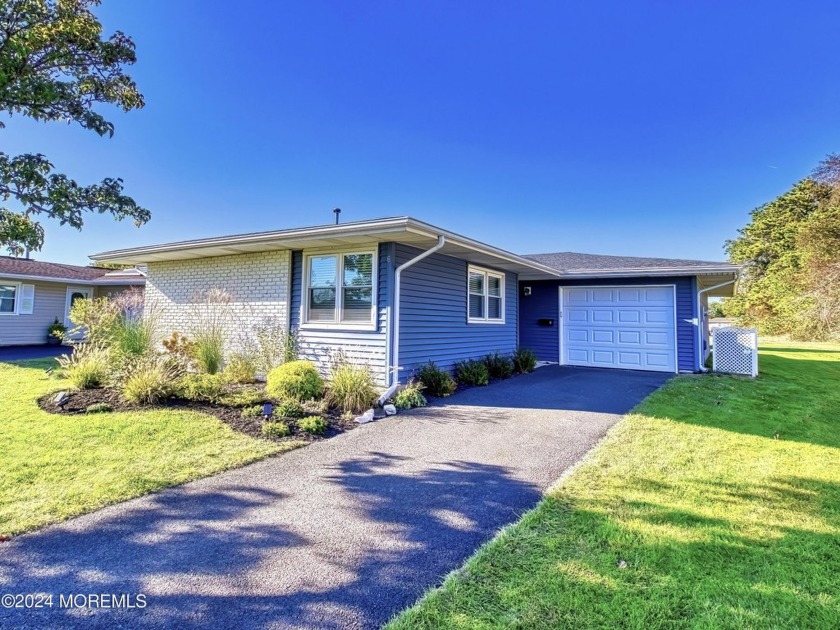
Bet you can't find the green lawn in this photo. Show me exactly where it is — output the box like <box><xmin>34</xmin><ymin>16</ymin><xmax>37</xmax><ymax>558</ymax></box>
<box><xmin>389</xmin><ymin>342</ymin><xmax>840</xmax><ymax>629</ymax></box>
<box><xmin>0</xmin><ymin>359</ymin><xmax>297</xmax><ymax>537</ymax></box>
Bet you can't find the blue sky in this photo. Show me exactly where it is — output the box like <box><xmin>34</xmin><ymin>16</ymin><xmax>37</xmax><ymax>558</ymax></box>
<box><xmin>3</xmin><ymin>1</ymin><xmax>839</xmax><ymax>265</ymax></box>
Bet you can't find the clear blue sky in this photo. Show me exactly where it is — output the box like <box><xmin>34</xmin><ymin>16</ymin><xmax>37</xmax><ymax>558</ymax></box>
<box><xmin>4</xmin><ymin>1</ymin><xmax>839</xmax><ymax>265</ymax></box>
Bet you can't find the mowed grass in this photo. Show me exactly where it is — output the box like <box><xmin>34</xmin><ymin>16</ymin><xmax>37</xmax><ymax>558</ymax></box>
<box><xmin>0</xmin><ymin>359</ymin><xmax>296</xmax><ymax>537</ymax></box>
<box><xmin>389</xmin><ymin>342</ymin><xmax>840</xmax><ymax>629</ymax></box>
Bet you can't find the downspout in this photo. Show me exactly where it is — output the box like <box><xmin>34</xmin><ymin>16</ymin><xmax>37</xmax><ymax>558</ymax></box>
<box><xmin>377</xmin><ymin>235</ymin><xmax>446</xmax><ymax>406</ymax></box>
<box><xmin>696</xmin><ymin>279</ymin><xmax>737</xmax><ymax>372</ymax></box>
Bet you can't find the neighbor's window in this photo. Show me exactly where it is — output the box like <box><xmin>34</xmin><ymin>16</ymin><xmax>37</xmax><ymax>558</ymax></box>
<box><xmin>467</xmin><ymin>266</ymin><xmax>504</xmax><ymax>323</ymax></box>
<box><xmin>0</xmin><ymin>284</ymin><xmax>16</xmax><ymax>314</ymax></box>
<box><xmin>305</xmin><ymin>252</ymin><xmax>375</xmax><ymax>325</ymax></box>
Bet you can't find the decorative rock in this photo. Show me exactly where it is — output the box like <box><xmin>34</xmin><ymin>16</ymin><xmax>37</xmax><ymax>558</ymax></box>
<box><xmin>383</xmin><ymin>404</ymin><xmax>397</xmax><ymax>416</ymax></box>
<box><xmin>617</xmin><ymin>560</ymin><xmax>628</xmax><ymax>569</ymax></box>
<box><xmin>355</xmin><ymin>409</ymin><xmax>375</xmax><ymax>424</ymax></box>
<box><xmin>53</xmin><ymin>391</ymin><xmax>69</xmax><ymax>407</ymax></box>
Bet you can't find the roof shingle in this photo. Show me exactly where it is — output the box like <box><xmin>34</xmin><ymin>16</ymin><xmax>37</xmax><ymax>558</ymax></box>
<box><xmin>523</xmin><ymin>251</ymin><xmax>734</xmax><ymax>273</ymax></box>
<box><xmin>0</xmin><ymin>256</ymin><xmax>113</xmax><ymax>281</ymax></box>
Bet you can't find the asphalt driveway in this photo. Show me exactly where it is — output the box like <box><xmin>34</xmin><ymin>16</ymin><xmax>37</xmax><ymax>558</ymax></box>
<box><xmin>0</xmin><ymin>365</ymin><xmax>669</xmax><ymax>629</ymax></box>
<box><xmin>0</xmin><ymin>344</ymin><xmax>69</xmax><ymax>362</ymax></box>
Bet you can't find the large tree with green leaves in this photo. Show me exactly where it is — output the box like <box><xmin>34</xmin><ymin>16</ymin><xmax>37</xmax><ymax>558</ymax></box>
<box><xmin>726</xmin><ymin>154</ymin><xmax>840</xmax><ymax>339</ymax></box>
<box><xmin>0</xmin><ymin>0</ymin><xmax>149</xmax><ymax>255</ymax></box>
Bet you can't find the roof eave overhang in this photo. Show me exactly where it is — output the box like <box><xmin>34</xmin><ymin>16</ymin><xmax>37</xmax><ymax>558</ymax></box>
<box><xmin>556</xmin><ymin>266</ymin><xmax>741</xmax><ymax>279</ymax></box>
<box><xmin>0</xmin><ymin>271</ymin><xmax>145</xmax><ymax>285</ymax></box>
<box><xmin>89</xmin><ymin>217</ymin><xmax>565</xmax><ymax>280</ymax></box>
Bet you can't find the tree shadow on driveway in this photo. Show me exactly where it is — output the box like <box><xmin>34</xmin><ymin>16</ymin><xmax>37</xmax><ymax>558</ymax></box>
<box><xmin>0</xmin><ymin>454</ymin><xmax>541</xmax><ymax>629</ymax></box>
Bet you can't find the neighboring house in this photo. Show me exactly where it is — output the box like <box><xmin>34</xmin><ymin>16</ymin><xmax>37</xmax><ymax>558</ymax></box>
<box><xmin>90</xmin><ymin>217</ymin><xmax>739</xmax><ymax>386</ymax></box>
<box><xmin>0</xmin><ymin>256</ymin><xmax>145</xmax><ymax>346</ymax></box>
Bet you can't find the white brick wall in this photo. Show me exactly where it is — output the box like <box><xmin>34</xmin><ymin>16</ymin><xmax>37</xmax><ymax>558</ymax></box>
<box><xmin>144</xmin><ymin>251</ymin><xmax>290</xmax><ymax>356</ymax></box>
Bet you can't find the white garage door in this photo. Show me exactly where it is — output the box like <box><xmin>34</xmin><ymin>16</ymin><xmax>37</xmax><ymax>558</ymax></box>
<box><xmin>561</xmin><ymin>286</ymin><xmax>677</xmax><ymax>373</ymax></box>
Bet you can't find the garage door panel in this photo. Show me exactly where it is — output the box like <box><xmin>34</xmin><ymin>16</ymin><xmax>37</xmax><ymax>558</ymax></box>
<box><xmin>592</xmin><ymin>310</ymin><xmax>614</xmax><ymax>323</ymax></box>
<box><xmin>645</xmin><ymin>331</ymin><xmax>670</xmax><ymax>346</ymax></box>
<box><xmin>618</xmin><ymin>330</ymin><xmax>641</xmax><ymax>345</ymax></box>
<box><xmin>567</xmin><ymin>328</ymin><xmax>589</xmax><ymax>342</ymax></box>
<box><xmin>618</xmin><ymin>352</ymin><xmax>642</xmax><ymax>367</ymax></box>
<box><xmin>561</xmin><ymin>285</ymin><xmax>676</xmax><ymax>373</ymax></box>
<box><xmin>592</xmin><ymin>289</ymin><xmax>615</xmax><ymax>302</ymax></box>
<box><xmin>592</xmin><ymin>330</ymin><xmax>614</xmax><ymax>343</ymax></box>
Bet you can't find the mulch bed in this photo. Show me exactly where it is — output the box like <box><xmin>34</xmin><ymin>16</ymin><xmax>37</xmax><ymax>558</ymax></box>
<box><xmin>37</xmin><ymin>386</ymin><xmax>357</xmax><ymax>443</ymax></box>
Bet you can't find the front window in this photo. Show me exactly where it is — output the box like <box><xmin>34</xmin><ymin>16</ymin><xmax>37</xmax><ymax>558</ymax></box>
<box><xmin>305</xmin><ymin>252</ymin><xmax>375</xmax><ymax>326</ymax></box>
<box><xmin>0</xmin><ymin>285</ymin><xmax>16</xmax><ymax>314</ymax></box>
<box><xmin>467</xmin><ymin>266</ymin><xmax>505</xmax><ymax>323</ymax></box>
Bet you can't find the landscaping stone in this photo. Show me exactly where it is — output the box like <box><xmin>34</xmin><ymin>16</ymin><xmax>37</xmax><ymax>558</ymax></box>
<box><xmin>355</xmin><ymin>409</ymin><xmax>375</xmax><ymax>424</ymax></box>
<box><xmin>53</xmin><ymin>391</ymin><xmax>69</xmax><ymax>407</ymax></box>
<box><xmin>383</xmin><ymin>404</ymin><xmax>397</xmax><ymax>416</ymax></box>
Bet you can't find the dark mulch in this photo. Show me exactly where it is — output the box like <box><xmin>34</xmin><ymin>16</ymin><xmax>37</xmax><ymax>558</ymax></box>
<box><xmin>37</xmin><ymin>387</ymin><xmax>357</xmax><ymax>443</ymax></box>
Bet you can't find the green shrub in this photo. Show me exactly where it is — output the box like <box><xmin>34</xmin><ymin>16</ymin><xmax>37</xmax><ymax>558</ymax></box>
<box><xmin>224</xmin><ymin>353</ymin><xmax>258</xmax><ymax>384</ymax></box>
<box><xmin>298</xmin><ymin>415</ymin><xmax>327</xmax><ymax>435</ymax></box>
<box><xmin>177</xmin><ymin>373</ymin><xmax>227</xmax><ymax>402</ymax></box>
<box><xmin>275</xmin><ymin>399</ymin><xmax>305</xmax><ymax>418</ymax></box>
<box><xmin>266</xmin><ymin>360</ymin><xmax>324</xmax><ymax>401</ymax></box>
<box><xmin>122</xmin><ymin>355</ymin><xmax>182</xmax><ymax>405</ymax></box>
<box><xmin>327</xmin><ymin>362</ymin><xmax>377</xmax><ymax>413</ymax></box>
<box><xmin>455</xmin><ymin>358</ymin><xmax>490</xmax><ymax>386</ymax></box>
<box><xmin>302</xmin><ymin>398</ymin><xmax>329</xmax><ymax>416</ymax></box>
<box><xmin>57</xmin><ymin>344</ymin><xmax>111</xmax><ymax>390</ymax></box>
<box><xmin>512</xmin><ymin>347</ymin><xmax>538</xmax><ymax>373</ymax></box>
<box><xmin>217</xmin><ymin>388</ymin><xmax>265</xmax><ymax>408</ymax></box>
<box><xmin>85</xmin><ymin>402</ymin><xmax>113</xmax><ymax>414</ymax></box>
<box><xmin>393</xmin><ymin>380</ymin><xmax>427</xmax><ymax>410</ymax></box>
<box><xmin>417</xmin><ymin>361</ymin><xmax>457</xmax><ymax>397</ymax></box>
<box><xmin>242</xmin><ymin>404</ymin><xmax>265</xmax><ymax>418</ymax></box>
<box><xmin>261</xmin><ymin>421</ymin><xmax>291</xmax><ymax>438</ymax></box>
<box><xmin>67</xmin><ymin>296</ymin><xmax>120</xmax><ymax>345</ymax></box>
<box><xmin>485</xmin><ymin>351</ymin><xmax>514</xmax><ymax>379</ymax></box>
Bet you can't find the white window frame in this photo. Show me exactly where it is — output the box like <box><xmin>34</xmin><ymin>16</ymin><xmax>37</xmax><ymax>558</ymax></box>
<box><xmin>467</xmin><ymin>265</ymin><xmax>506</xmax><ymax>324</ymax></box>
<box><xmin>302</xmin><ymin>250</ymin><xmax>378</xmax><ymax>330</ymax></box>
<box><xmin>0</xmin><ymin>281</ymin><xmax>20</xmax><ymax>316</ymax></box>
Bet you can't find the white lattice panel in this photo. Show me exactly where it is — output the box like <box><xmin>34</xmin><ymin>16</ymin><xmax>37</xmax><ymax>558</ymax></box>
<box><xmin>712</xmin><ymin>327</ymin><xmax>758</xmax><ymax>377</ymax></box>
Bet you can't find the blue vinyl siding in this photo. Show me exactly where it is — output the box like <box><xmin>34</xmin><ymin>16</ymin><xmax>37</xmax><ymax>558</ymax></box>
<box><xmin>395</xmin><ymin>244</ymin><xmax>518</xmax><ymax>379</ymax></box>
<box><xmin>290</xmin><ymin>243</ymin><xmax>393</xmax><ymax>384</ymax></box>
<box><xmin>519</xmin><ymin>276</ymin><xmax>699</xmax><ymax>372</ymax></box>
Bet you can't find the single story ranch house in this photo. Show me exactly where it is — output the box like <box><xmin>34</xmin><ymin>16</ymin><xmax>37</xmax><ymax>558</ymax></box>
<box><xmin>0</xmin><ymin>256</ymin><xmax>145</xmax><ymax>346</ymax></box>
<box><xmin>90</xmin><ymin>217</ymin><xmax>740</xmax><ymax>387</ymax></box>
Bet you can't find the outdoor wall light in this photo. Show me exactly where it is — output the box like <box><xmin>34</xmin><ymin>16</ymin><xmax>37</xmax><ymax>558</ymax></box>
<box><xmin>523</xmin><ymin>286</ymin><xmax>532</xmax><ymax>296</ymax></box>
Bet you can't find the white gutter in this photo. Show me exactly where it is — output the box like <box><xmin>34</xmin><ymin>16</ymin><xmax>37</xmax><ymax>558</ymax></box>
<box><xmin>378</xmin><ymin>235</ymin><xmax>446</xmax><ymax>405</ymax></box>
<box><xmin>696</xmin><ymin>278</ymin><xmax>738</xmax><ymax>372</ymax></box>
<box><xmin>0</xmin><ymin>272</ymin><xmax>143</xmax><ymax>285</ymax></box>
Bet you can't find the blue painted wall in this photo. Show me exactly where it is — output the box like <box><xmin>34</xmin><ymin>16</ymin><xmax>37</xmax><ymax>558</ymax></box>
<box><xmin>290</xmin><ymin>243</ymin><xmax>393</xmax><ymax>384</ymax></box>
<box><xmin>395</xmin><ymin>244</ymin><xmax>518</xmax><ymax>379</ymax></box>
<box><xmin>519</xmin><ymin>276</ymin><xmax>698</xmax><ymax>372</ymax></box>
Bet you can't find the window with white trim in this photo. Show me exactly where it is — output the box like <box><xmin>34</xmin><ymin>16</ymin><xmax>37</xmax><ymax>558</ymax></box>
<box><xmin>305</xmin><ymin>251</ymin><xmax>376</xmax><ymax>326</ymax></box>
<box><xmin>467</xmin><ymin>266</ymin><xmax>505</xmax><ymax>323</ymax></box>
<box><xmin>0</xmin><ymin>284</ymin><xmax>17</xmax><ymax>314</ymax></box>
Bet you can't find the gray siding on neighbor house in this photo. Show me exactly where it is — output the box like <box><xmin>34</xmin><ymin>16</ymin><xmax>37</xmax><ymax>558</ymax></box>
<box><xmin>518</xmin><ymin>276</ymin><xmax>699</xmax><ymax>372</ymax></box>
<box><xmin>394</xmin><ymin>244</ymin><xmax>518</xmax><ymax>380</ymax></box>
<box><xmin>0</xmin><ymin>278</ymin><xmax>72</xmax><ymax>345</ymax></box>
<box><xmin>290</xmin><ymin>243</ymin><xmax>393</xmax><ymax>385</ymax></box>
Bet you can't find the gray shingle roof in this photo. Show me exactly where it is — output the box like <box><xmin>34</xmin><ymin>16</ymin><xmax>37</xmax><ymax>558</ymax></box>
<box><xmin>523</xmin><ymin>251</ymin><xmax>733</xmax><ymax>272</ymax></box>
<box><xmin>0</xmin><ymin>256</ymin><xmax>138</xmax><ymax>282</ymax></box>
